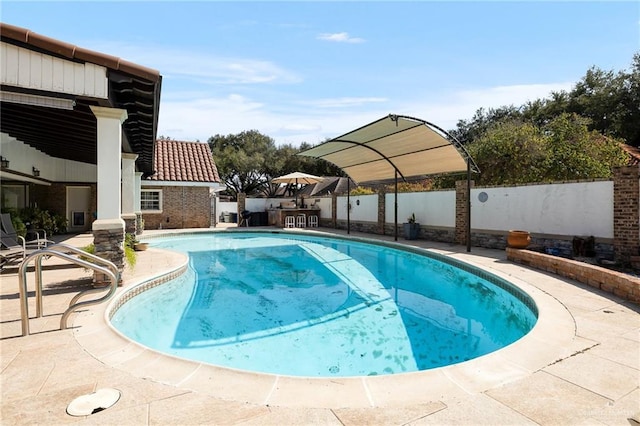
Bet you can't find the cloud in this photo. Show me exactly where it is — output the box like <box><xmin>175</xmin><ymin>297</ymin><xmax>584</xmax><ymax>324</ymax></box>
<box><xmin>87</xmin><ymin>41</ymin><xmax>301</xmax><ymax>85</ymax></box>
<box><xmin>301</xmin><ymin>97</ymin><xmax>388</xmax><ymax>108</ymax></box>
<box><xmin>317</xmin><ymin>32</ymin><xmax>365</xmax><ymax>43</ymax></box>
<box><xmin>157</xmin><ymin>82</ymin><xmax>577</xmax><ymax>147</ymax></box>
<box><xmin>159</xmin><ymin>54</ymin><xmax>302</xmax><ymax>85</ymax></box>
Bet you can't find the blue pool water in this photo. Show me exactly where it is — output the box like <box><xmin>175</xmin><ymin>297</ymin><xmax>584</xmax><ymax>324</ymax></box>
<box><xmin>111</xmin><ymin>232</ymin><xmax>537</xmax><ymax>377</ymax></box>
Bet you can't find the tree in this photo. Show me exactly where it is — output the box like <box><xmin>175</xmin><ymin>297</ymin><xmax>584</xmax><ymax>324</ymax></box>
<box><xmin>450</xmin><ymin>106</ymin><xmax>523</xmax><ymax>145</ymax></box>
<box><xmin>543</xmin><ymin>113</ymin><xmax>628</xmax><ymax>180</ymax></box>
<box><xmin>208</xmin><ymin>130</ymin><xmax>279</xmax><ymax>199</ymax></box>
<box><xmin>451</xmin><ymin>53</ymin><xmax>640</xmax><ymax>147</ymax></box>
<box><xmin>610</xmin><ymin>53</ymin><xmax>640</xmax><ymax>147</ymax></box>
<box><xmin>465</xmin><ymin>114</ymin><xmax>627</xmax><ymax>186</ymax></box>
<box><xmin>467</xmin><ymin>120</ymin><xmax>547</xmax><ymax>185</ymax></box>
<box><xmin>208</xmin><ymin>132</ymin><xmax>345</xmax><ymax>199</ymax></box>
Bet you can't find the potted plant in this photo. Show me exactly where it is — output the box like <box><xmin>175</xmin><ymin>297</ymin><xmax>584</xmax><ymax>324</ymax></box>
<box><xmin>125</xmin><ymin>233</ymin><xmax>148</xmax><ymax>251</ymax></box>
<box><xmin>403</xmin><ymin>213</ymin><xmax>420</xmax><ymax>240</ymax></box>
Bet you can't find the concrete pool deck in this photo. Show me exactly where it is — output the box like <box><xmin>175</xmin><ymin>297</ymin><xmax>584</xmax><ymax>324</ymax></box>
<box><xmin>1</xmin><ymin>226</ymin><xmax>638</xmax><ymax>425</ymax></box>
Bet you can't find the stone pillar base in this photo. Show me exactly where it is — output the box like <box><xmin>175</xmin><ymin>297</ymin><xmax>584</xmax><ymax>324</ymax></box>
<box><xmin>122</xmin><ymin>213</ymin><xmax>137</xmax><ymax>235</ymax></box>
<box><xmin>135</xmin><ymin>212</ymin><xmax>144</xmax><ymax>235</ymax></box>
<box><xmin>92</xmin><ymin>219</ymin><xmax>125</xmax><ymax>287</ymax></box>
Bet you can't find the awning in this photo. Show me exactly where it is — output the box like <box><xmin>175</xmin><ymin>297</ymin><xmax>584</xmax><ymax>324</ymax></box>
<box><xmin>299</xmin><ymin>114</ymin><xmax>479</xmax><ymax>184</ymax></box>
<box><xmin>299</xmin><ymin>114</ymin><xmax>478</xmax><ymax>249</ymax></box>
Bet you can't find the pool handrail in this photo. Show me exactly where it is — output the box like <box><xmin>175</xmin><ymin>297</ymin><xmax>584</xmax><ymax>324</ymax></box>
<box><xmin>18</xmin><ymin>243</ymin><xmax>119</xmax><ymax>336</ymax></box>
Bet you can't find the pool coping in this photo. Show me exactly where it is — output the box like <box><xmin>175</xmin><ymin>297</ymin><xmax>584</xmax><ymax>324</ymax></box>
<box><xmin>72</xmin><ymin>229</ymin><xmax>578</xmax><ymax>409</ymax></box>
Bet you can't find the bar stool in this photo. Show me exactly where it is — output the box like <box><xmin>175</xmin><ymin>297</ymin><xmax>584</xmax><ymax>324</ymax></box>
<box><xmin>308</xmin><ymin>215</ymin><xmax>318</xmax><ymax>228</ymax></box>
<box><xmin>284</xmin><ymin>216</ymin><xmax>295</xmax><ymax>228</ymax></box>
<box><xmin>296</xmin><ymin>214</ymin><xmax>306</xmax><ymax>228</ymax></box>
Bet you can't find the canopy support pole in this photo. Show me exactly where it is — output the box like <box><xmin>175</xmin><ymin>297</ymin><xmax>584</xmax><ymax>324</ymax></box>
<box><xmin>394</xmin><ymin>170</ymin><xmax>398</xmax><ymax>241</ymax></box>
<box><xmin>466</xmin><ymin>158</ymin><xmax>471</xmax><ymax>252</ymax></box>
<box><xmin>347</xmin><ymin>178</ymin><xmax>351</xmax><ymax>235</ymax></box>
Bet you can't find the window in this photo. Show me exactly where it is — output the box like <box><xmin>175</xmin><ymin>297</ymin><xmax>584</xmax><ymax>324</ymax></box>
<box><xmin>141</xmin><ymin>190</ymin><xmax>162</xmax><ymax>212</ymax></box>
<box><xmin>1</xmin><ymin>184</ymin><xmax>28</xmax><ymax>209</ymax></box>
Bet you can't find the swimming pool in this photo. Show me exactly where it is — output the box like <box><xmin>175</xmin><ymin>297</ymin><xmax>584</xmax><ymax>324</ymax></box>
<box><xmin>110</xmin><ymin>231</ymin><xmax>537</xmax><ymax>377</ymax></box>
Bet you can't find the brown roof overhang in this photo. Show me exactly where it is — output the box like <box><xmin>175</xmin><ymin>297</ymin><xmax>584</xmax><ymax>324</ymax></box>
<box><xmin>0</xmin><ymin>23</ymin><xmax>162</xmax><ymax>175</ymax></box>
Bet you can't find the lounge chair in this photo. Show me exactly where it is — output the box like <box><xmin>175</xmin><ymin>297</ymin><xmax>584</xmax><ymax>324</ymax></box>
<box><xmin>0</xmin><ymin>213</ymin><xmax>50</xmax><ymax>249</ymax></box>
<box><xmin>0</xmin><ymin>229</ymin><xmax>41</xmax><ymax>269</ymax></box>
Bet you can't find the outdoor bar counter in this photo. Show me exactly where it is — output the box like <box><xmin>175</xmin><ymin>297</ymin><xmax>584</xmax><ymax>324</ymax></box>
<box><xmin>267</xmin><ymin>207</ymin><xmax>321</xmax><ymax>228</ymax></box>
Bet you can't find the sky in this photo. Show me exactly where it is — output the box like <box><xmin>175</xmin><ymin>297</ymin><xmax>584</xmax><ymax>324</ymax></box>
<box><xmin>2</xmin><ymin>1</ymin><xmax>638</xmax><ymax>147</ymax></box>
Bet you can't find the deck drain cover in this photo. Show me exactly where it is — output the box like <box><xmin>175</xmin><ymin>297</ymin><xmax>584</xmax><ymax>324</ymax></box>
<box><xmin>66</xmin><ymin>388</ymin><xmax>121</xmax><ymax>416</ymax></box>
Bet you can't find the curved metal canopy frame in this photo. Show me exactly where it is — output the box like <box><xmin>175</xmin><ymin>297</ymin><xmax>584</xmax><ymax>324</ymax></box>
<box><xmin>299</xmin><ymin>114</ymin><xmax>479</xmax><ymax>249</ymax></box>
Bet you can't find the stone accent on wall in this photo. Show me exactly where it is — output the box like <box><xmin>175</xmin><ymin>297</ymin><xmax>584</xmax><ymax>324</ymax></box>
<box><xmin>507</xmin><ymin>247</ymin><xmax>640</xmax><ymax>303</ymax></box>
<box><xmin>135</xmin><ymin>212</ymin><xmax>144</xmax><ymax>235</ymax></box>
<box><xmin>331</xmin><ymin>193</ymin><xmax>338</xmax><ymax>228</ymax></box>
<box><xmin>122</xmin><ymin>214</ymin><xmax>136</xmax><ymax>234</ymax></box>
<box><xmin>422</xmin><ymin>227</ymin><xmax>455</xmax><ymax>243</ymax></box>
<box><xmin>377</xmin><ymin>188</ymin><xmax>386</xmax><ymax>235</ymax></box>
<box><xmin>344</xmin><ymin>221</ymin><xmax>378</xmax><ymax>234</ymax></box>
<box><xmin>455</xmin><ymin>179</ymin><xmax>474</xmax><ymax>245</ymax></box>
<box><xmin>470</xmin><ymin>232</ymin><xmax>507</xmax><ymax>250</ymax></box>
<box><xmin>92</xmin><ymin>221</ymin><xmax>125</xmax><ymax>286</ymax></box>
<box><xmin>613</xmin><ymin>166</ymin><xmax>640</xmax><ymax>265</ymax></box>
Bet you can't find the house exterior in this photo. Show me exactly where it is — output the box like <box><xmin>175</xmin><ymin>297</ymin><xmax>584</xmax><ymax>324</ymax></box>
<box><xmin>0</xmin><ymin>23</ymin><xmax>162</xmax><ymax>277</ymax></box>
<box><xmin>141</xmin><ymin>139</ymin><xmax>224</xmax><ymax>230</ymax></box>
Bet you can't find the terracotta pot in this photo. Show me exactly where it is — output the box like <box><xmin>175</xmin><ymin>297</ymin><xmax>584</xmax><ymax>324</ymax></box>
<box><xmin>133</xmin><ymin>242</ymin><xmax>149</xmax><ymax>251</ymax></box>
<box><xmin>507</xmin><ymin>230</ymin><xmax>531</xmax><ymax>249</ymax></box>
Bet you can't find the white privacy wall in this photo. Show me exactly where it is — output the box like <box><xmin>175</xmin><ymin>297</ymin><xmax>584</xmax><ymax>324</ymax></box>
<box><xmin>341</xmin><ymin>195</ymin><xmax>378</xmax><ymax>222</ymax></box>
<box><xmin>316</xmin><ymin>198</ymin><xmax>333</xmax><ymax>219</ymax></box>
<box><xmin>384</xmin><ymin>191</ymin><xmax>456</xmax><ymax>227</ymax></box>
<box><xmin>471</xmin><ymin>181</ymin><xmax>614</xmax><ymax>238</ymax></box>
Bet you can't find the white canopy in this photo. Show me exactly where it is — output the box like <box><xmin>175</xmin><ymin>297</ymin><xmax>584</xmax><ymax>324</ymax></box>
<box><xmin>299</xmin><ymin>114</ymin><xmax>478</xmax><ymax>184</ymax></box>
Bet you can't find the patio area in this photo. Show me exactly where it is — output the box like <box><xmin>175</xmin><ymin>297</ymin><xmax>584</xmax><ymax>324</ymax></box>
<box><xmin>1</xmin><ymin>226</ymin><xmax>638</xmax><ymax>425</ymax></box>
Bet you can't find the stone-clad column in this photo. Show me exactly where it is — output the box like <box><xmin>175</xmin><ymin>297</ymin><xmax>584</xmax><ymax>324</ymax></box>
<box><xmin>377</xmin><ymin>187</ymin><xmax>386</xmax><ymax>235</ymax></box>
<box><xmin>90</xmin><ymin>106</ymin><xmax>127</xmax><ymax>285</ymax></box>
<box><xmin>613</xmin><ymin>166</ymin><xmax>640</xmax><ymax>265</ymax></box>
<box><xmin>331</xmin><ymin>193</ymin><xmax>338</xmax><ymax>228</ymax></box>
<box><xmin>455</xmin><ymin>179</ymin><xmax>474</xmax><ymax>246</ymax></box>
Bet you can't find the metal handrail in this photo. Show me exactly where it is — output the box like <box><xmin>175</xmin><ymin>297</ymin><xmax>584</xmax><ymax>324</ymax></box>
<box><xmin>39</xmin><ymin>243</ymin><xmax>120</xmax><ymax>314</ymax></box>
<box><xmin>18</xmin><ymin>244</ymin><xmax>119</xmax><ymax>336</ymax></box>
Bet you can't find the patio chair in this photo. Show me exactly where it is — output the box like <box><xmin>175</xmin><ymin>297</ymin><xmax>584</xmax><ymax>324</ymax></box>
<box><xmin>239</xmin><ymin>210</ymin><xmax>251</xmax><ymax>227</ymax></box>
<box><xmin>0</xmin><ymin>213</ymin><xmax>50</xmax><ymax>248</ymax></box>
<box><xmin>0</xmin><ymin>229</ymin><xmax>41</xmax><ymax>269</ymax></box>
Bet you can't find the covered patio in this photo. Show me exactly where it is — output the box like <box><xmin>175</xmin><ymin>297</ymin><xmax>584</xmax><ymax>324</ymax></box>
<box><xmin>0</xmin><ymin>23</ymin><xmax>162</xmax><ymax>276</ymax></box>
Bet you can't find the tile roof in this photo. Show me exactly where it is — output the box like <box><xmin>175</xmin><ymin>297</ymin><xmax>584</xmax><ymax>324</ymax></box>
<box><xmin>147</xmin><ymin>139</ymin><xmax>221</xmax><ymax>183</ymax></box>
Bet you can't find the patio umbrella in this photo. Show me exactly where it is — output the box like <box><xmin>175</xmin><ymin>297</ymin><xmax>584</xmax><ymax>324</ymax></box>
<box><xmin>272</xmin><ymin>172</ymin><xmax>324</xmax><ymax>206</ymax></box>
